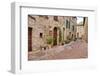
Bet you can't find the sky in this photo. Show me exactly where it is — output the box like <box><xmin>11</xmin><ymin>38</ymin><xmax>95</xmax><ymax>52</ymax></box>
<box><xmin>77</xmin><ymin>16</ymin><xmax>83</xmax><ymax>24</ymax></box>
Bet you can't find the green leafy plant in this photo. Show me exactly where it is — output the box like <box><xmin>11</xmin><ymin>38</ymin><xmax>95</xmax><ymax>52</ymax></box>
<box><xmin>46</xmin><ymin>36</ymin><xmax>53</xmax><ymax>44</ymax></box>
<box><xmin>64</xmin><ymin>36</ymin><xmax>72</xmax><ymax>44</ymax></box>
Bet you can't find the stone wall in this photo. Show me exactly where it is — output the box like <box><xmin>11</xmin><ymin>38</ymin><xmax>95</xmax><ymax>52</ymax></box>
<box><xmin>83</xmin><ymin>17</ymin><xmax>88</xmax><ymax>42</ymax></box>
<box><xmin>28</xmin><ymin>15</ymin><xmax>77</xmax><ymax>51</ymax></box>
<box><xmin>76</xmin><ymin>25</ymin><xmax>84</xmax><ymax>39</ymax></box>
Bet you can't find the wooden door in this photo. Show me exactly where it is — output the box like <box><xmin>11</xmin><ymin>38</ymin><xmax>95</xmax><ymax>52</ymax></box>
<box><xmin>28</xmin><ymin>27</ymin><xmax>32</xmax><ymax>52</ymax></box>
<box><xmin>53</xmin><ymin>27</ymin><xmax>57</xmax><ymax>46</ymax></box>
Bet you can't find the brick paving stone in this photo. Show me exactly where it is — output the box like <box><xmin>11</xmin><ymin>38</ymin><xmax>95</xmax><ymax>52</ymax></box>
<box><xmin>28</xmin><ymin>40</ymin><xmax>88</xmax><ymax>60</ymax></box>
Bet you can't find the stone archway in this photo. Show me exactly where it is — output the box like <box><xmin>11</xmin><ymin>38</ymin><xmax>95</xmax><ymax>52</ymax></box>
<box><xmin>53</xmin><ymin>27</ymin><xmax>57</xmax><ymax>46</ymax></box>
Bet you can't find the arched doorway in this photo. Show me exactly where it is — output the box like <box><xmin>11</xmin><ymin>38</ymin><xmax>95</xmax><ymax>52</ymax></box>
<box><xmin>53</xmin><ymin>27</ymin><xmax>57</xmax><ymax>46</ymax></box>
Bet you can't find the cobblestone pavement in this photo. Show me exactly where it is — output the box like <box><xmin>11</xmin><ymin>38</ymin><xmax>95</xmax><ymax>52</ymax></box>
<box><xmin>28</xmin><ymin>40</ymin><xmax>88</xmax><ymax>60</ymax></box>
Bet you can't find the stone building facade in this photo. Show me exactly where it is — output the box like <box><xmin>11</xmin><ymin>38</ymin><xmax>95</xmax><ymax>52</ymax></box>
<box><xmin>83</xmin><ymin>17</ymin><xmax>88</xmax><ymax>42</ymax></box>
<box><xmin>28</xmin><ymin>15</ymin><xmax>77</xmax><ymax>52</ymax></box>
<box><xmin>76</xmin><ymin>17</ymin><xmax>88</xmax><ymax>42</ymax></box>
<box><xmin>76</xmin><ymin>24</ymin><xmax>84</xmax><ymax>39</ymax></box>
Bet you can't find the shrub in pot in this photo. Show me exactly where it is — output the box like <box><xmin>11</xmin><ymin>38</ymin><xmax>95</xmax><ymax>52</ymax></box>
<box><xmin>46</xmin><ymin>36</ymin><xmax>53</xmax><ymax>48</ymax></box>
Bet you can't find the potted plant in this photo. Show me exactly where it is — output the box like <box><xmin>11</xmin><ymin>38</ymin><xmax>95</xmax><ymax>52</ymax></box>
<box><xmin>46</xmin><ymin>36</ymin><xmax>53</xmax><ymax>49</ymax></box>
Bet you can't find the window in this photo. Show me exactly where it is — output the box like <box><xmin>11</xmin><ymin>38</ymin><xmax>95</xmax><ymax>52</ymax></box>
<box><xmin>39</xmin><ymin>15</ymin><xmax>48</xmax><ymax>19</ymax></box>
<box><xmin>69</xmin><ymin>21</ymin><xmax>70</xmax><ymax>29</ymax></box>
<box><xmin>66</xmin><ymin>20</ymin><xmax>70</xmax><ymax>29</ymax></box>
<box><xmin>72</xmin><ymin>17</ymin><xmax>77</xmax><ymax>19</ymax></box>
<box><xmin>72</xmin><ymin>26</ymin><xmax>74</xmax><ymax>31</ymax></box>
<box><xmin>65</xmin><ymin>20</ymin><xmax>70</xmax><ymax>29</ymax></box>
<box><xmin>39</xmin><ymin>15</ymin><xmax>44</xmax><ymax>17</ymax></box>
<box><xmin>40</xmin><ymin>33</ymin><xmax>43</xmax><ymax>38</ymax></box>
<box><xmin>54</xmin><ymin>16</ymin><xmax>58</xmax><ymax>21</ymax></box>
<box><xmin>44</xmin><ymin>16</ymin><xmax>48</xmax><ymax>19</ymax></box>
<box><xmin>65</xmin><ymin>20</ymin><xmax>68</xmax><ymax>28</ymax></box>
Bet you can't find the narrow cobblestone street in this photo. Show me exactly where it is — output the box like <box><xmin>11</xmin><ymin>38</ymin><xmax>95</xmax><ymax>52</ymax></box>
<box><xmin>28</xmin><ymin>39</ymin><xmax>88</xmax><ymax>60</ymax></box>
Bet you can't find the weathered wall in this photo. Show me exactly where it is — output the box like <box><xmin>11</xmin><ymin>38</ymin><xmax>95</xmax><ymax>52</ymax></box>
<box><xmin>28</xmin><ymin>15</ymin><xmax>77</xmax><ymax>51</ymax></box>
